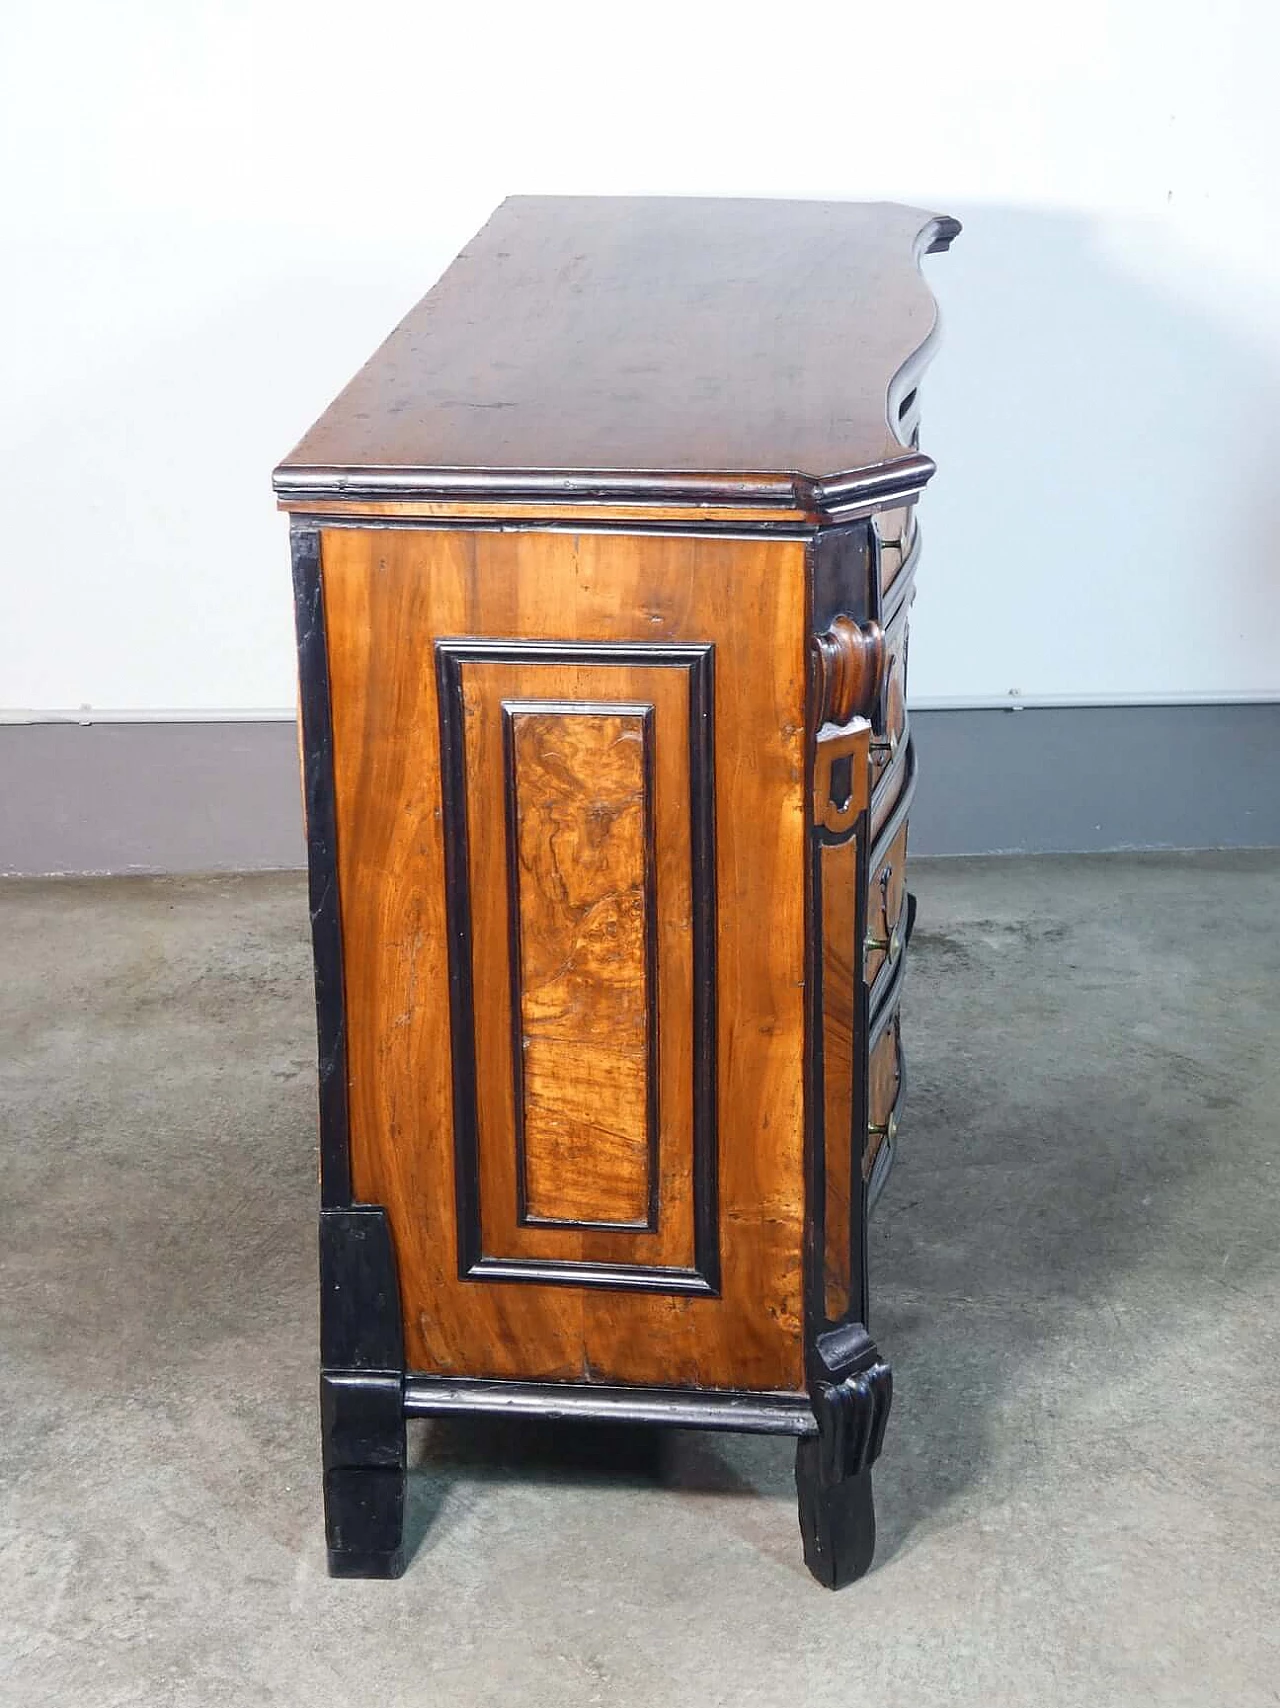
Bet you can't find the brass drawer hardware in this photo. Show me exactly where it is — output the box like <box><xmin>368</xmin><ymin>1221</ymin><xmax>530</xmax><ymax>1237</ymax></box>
<box><xmin>865</xmin><ymin>926</ymin><xmax>902</xmax><ymax>960</ymax></box>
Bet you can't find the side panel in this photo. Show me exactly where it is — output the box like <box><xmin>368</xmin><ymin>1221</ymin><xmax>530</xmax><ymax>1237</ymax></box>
<box><xmin>322</xmin><ymin>525</ymin><xmax>809</xmax><ymax>1391</ymax></box>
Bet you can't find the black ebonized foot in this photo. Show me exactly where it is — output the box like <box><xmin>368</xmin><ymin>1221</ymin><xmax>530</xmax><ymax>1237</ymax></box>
<box><xmin>795</xmin><ymin>1448</ymin><xmax>876</xmax><ymax>1588</ymax></box>
<box><xmin>319</xmin><ymin>1207</ymin><xmax>407</xmax><ymax>1579</ymax></box>
<box><xmin>797</xmin><ymin>1322</ymin><xmax>893</xmax><ymax>1589</ymax></box>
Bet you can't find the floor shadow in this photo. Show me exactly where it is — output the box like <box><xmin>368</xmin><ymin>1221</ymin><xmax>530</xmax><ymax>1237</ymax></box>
<box><xmin>402</xmin><ymin>1414</ymin><xmax>775</xmax><ymax>1566</ymax></box>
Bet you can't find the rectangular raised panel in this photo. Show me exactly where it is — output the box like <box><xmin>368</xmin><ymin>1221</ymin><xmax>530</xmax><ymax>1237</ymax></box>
<box><xmin>437</xmin><ymin>639</ymin><xmax>718</xmax><ymax>1296</ymax></box>
<box><xmin>505</xmin><ymin>703</ymin><xmax>657</xmax><ymax>1229</ymax></box>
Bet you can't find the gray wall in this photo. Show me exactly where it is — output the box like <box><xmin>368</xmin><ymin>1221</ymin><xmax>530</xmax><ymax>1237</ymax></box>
<box><xmin>3</xmin><ymin>705</ymin><xmax>1278</xmax><ymax>876</ymax></box>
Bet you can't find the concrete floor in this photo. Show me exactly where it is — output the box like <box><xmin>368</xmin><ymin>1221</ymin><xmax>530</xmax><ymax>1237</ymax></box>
<box><xmin>1</xmin><ymin>853</ymin><xmax>1278</xmax><ymax>1706</ymax></box>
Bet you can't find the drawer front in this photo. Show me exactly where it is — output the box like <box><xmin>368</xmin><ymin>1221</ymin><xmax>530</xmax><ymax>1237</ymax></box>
<box><xmin>874</xmin><ymin>504</ymin><xmax>917</xmax><ymax>601</ymax></box>
<box><xmin>865</xmin><ymin>821</ymin><xmax>908</xmax><ymax>990</ymax></box>
<box><xmin>863</xmin><ymin>1008</ymin><xmax>903</xmax><ymax>1187</ymax></box>
<box><xmin>869</xmin><ymin>603</ymin><xmax>911</xmax><ymax>829</ymax></box>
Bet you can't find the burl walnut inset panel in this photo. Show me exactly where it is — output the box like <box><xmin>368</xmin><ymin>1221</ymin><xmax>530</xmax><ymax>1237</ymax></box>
<box><xmin>323</xmin><ymin>523</ymin><xmax>809</xmax><ymax>1390</ymax></box>
<box><xmin>506</xmin><ymin>704</ymin><xmax>655</xmax><ymax>1229</ymax></box>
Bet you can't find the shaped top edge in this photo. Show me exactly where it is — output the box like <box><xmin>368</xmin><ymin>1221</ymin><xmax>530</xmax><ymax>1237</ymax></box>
<box><xmin>275</xmin><ymin>196</ymin><xmax>960</xmax><ymax>513</ymax></box>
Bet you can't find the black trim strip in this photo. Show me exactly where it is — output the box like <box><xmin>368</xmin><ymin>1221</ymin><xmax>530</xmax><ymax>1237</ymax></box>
<box><xmin>435</xmin><ymin>638</ymin><xmax>720</xmax><ymax>1296</ymax></box>
<box><xmin>291</xmin><ymin>524</ymin><xmax>351</xmax><ymax>1208</ymax></box>
<box><xmin>402</xmin><ymin>1375</ymin><xmax>817</xmax><ymax>1436</ymax></box>
<box><xmin>803</xmin><ymin>527</ymin><xmax>874</xmax><ymax>1354</ymax></box>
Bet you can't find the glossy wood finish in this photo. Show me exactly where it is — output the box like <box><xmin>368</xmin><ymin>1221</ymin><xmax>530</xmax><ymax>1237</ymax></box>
<box><xmin>276</xmin><ymin>197</ymin><xmax>958</xmax><ymax>515</ymax></box>
<box><xmin>322</xmin><ymin>523</ymin><xmax>810</xmax><ymax>1390</ymax></box>
<box><xmin>279</xmin><ymin>496</ymin><xmax>819</xmax><ymax>526</ymax></box>
<box><xmin>506</xmin><ymin>705</ymin><xmax>654</xmax><ymax>1229</ymax></box>
<box><xmin>814</xmin><ymin>617</ymin><xmax>887</xmax><ymax>729</ymax></box>
<box><xmin>866</xmin><ymin>822</ymin><xmax>909</xmax><ymax>989</ymax></box>
<box><xmin>438</xmin><ymin>642</ymin><xmax>714</xmax><ymax>1291</ymax></box>
<box><xmin>286</xmin><ymin>195</ymin><xmax>958</xmax><ymax>1588</ymax></box>
<box><xmin>871</xmin><ymin>738</ymin><xmax>913</xmax><ymax>842</ymax></box>
<box><xmin>875</xmin><ymin>504</ymin><xmax>917</xmax><ymax>597</ymax></box>
<box><xmin>864</xmin><ymin>1013</ymin><xmax>903</xmax><ymax>1183</ymax></box>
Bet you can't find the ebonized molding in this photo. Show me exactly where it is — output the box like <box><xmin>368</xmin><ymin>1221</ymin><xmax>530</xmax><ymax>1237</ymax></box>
<box><xmin>290</xmin><ymin>524</ymin><xmax>356</xmax><ymax>1210</ymax></box>
<box><xmin>435</xmin><ymin>638</ymin><xmax>720</xmax><ymax>1296</ymax></box>
<box><xmin>403</xmin><ymin>1376</ymin><xmax>817</xmax><ymax>1436</ymax></box>
<box><xmin>274</xmin><ymin>458</ymin><xmax>939</xmax><ymax>515</ymax></box>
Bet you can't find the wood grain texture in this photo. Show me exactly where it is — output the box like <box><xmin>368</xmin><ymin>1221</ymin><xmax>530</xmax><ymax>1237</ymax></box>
<box><xmin>322</xmin><ymin>524</ymin><xmax>809</xmax><ymax>1391</ymax></box>
<box><xmin>277</xmin><ymin>497</ymin><xmax>818</xmax><ymax>524</ymax></box>
<box><xmin>875</xmin><ymin>505</ymin><xmax>916</xmax><ymax>596</ymax></box>
<box><xmin>865</xmin><ymin>822</ymin><xmax>909</xmax><ymax>989</ymax></box>
<box><xmin>506</xmin><ymin>706</ymin><xmax>654</xmax><ymax>1228</ymax></box>
<box><xmin>864</xmin><ymin>1015</ymin><xmax>903</xmax><ymax>1183</ymax></box>
<box><xmin>276</xmin><ymin>197</ymin><xmax>957</xmax><ymax>507</ymax></box>
<box><xmin>870</xmin><ymin>606</ymin><xmax>913</xmax><ymax>837</ymax></box>
<box><xmin>448</xmin><ymin>650</ymin><xmax>705</xmax><ymax>1282</ymax></box>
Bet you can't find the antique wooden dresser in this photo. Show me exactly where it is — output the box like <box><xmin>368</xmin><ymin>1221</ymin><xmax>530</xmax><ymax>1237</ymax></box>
<box><xmin>274</xmin><ymin>196</ymin><xmax>958</xmax><ymax>1588</ymax></box>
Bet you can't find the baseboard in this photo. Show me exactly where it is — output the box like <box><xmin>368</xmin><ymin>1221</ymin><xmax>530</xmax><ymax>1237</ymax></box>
<box><xmin>908</xmin><ymin>703</ymin><xmax>1280</xmax><ymax>855</ymax></box>
<box><xmin>2</xmin><ymin>704</ymin><xmax>1278</xmax><ymax>876</ymax></box>
<box><xmin>0</xmin><ymin>721</ymin><xmax>305</xmax><ymax>876</ymax></box>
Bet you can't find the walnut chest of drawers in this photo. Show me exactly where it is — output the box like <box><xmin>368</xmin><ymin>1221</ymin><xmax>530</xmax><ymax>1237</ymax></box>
<box><xmin>274</xmin><ymin>195</ymin><xmax>958</xmax><ymax>1588</ymax></box>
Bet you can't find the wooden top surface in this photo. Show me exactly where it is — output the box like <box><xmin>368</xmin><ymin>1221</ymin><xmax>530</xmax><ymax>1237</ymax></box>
<box><xmin>275</xmin><ymin>196</ymin><xmax>958</xmax><ymax>512</ymax></box>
